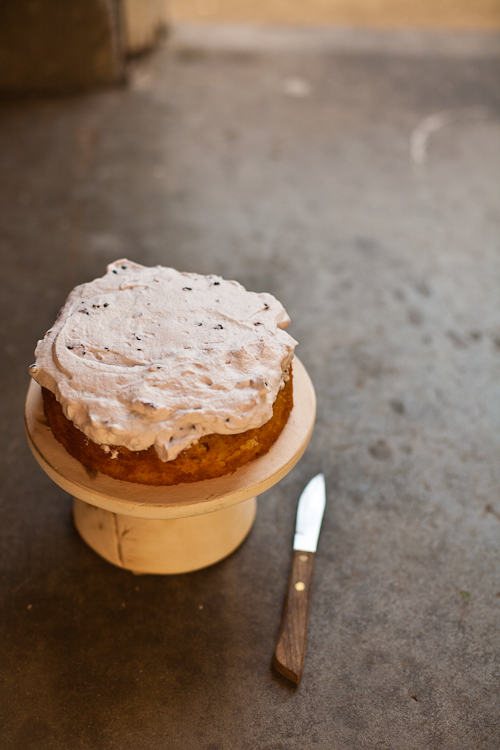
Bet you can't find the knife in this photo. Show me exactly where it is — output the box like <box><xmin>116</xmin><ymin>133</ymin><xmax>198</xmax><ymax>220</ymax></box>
<box><xmin>273</xmin><ymin>473</ymin><xmax>326</xmax><ymax>684</ymax></box>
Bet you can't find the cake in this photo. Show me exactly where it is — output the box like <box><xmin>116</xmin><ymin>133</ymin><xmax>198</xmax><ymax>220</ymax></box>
<box><xmin>29</xmin><ymin>260</ymin><xmax>297</xmax><ymax>485</ymax></box>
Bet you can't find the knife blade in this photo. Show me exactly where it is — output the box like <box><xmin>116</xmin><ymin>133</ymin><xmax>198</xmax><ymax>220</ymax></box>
<box><xmin>273</xmin><ymin>473</ymin><xmax>326</xmax><ymax>684</ymax></box>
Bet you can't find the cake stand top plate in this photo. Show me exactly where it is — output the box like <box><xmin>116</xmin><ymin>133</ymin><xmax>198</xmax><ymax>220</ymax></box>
<box><xmin>25</xmin><ymin>357</ymin><xmax>316</xmax><ymax>520</ymax></box>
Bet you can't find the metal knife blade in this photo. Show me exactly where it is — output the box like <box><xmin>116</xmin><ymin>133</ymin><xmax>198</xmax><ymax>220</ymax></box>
<box><xmin>293</xmin><ymin>473</ymin><xmax>326</xmax><ymax>553</ymax></box>
<box><xmin>273</xmin><ymin>474</ymin><xmax>326</xmax><ymax>684</ymax></box>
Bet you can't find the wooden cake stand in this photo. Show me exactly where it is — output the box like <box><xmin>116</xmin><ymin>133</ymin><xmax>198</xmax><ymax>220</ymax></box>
<box><xmin>25</xmin><ymin>358</ymin><xmax>316</xmax><ymax>575</ymax></box>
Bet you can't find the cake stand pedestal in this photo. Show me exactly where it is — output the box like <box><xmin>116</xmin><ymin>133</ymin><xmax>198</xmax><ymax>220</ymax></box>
<box><xmin>25</xmin><ymin>358</ymin><xmax>316</xmax><ymax>575</ymax></box>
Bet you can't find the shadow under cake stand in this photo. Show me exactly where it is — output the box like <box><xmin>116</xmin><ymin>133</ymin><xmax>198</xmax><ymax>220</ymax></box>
<box><xmin>25</xmin><ymin>358</ymin><xmax>316</xmax><ymax>575</ymax></box>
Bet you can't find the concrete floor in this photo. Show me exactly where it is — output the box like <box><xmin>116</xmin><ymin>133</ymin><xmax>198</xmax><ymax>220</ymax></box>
<box><xmin>1</xmin><ymin>25</ymin><xmax>500</xmax><ymax>750</ymax></box>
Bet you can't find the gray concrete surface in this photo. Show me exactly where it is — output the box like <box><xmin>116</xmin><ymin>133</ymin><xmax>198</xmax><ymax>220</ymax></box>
<box><xmin>1</xmin><ymin>25</ymin><xmax>500</xmax><ymax>750</ymax></box>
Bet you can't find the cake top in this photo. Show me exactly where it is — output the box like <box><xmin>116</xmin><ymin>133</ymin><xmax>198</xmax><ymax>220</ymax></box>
<box><xmin>30</xmin><ymin>260</ymin><xmax>297</xmax><ymax>461</ymax></box>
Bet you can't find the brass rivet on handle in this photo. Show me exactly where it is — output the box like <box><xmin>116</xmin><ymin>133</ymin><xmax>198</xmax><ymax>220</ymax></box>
<box><xmin>298</xmin><ymin>554</ymin><xmax>309</xmax><ymax>562</ymax></box>
<box><xmin>295</xmin><ymin>581</ymin><xmax>306</xmax><ymax>592</ymax></box>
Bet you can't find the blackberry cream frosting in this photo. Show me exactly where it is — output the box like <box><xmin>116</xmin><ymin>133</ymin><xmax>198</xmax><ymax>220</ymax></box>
<box><xmin>30</xmin><ymin>260</ymin><xmax>297</xmax><ymax>461</ymax></box>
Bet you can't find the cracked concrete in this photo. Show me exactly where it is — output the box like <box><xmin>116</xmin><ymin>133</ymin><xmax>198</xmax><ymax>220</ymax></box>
<box><xmin>1</xmin><ymin>25</ymin><xmax>500</xmax><ymax>750</ymax></box>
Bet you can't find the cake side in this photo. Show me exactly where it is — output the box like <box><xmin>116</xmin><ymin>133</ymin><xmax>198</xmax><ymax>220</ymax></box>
<box><xmin>41</xmin><ymin>366</ymin><xmax>294</xmax><ymax>485</ymax></box>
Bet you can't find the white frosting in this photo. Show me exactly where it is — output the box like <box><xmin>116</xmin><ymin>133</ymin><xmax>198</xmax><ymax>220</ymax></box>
<box><xmin>30</xmin><ymin>260</ymin><xmax>297</xmax><ymax>461</ymax></box>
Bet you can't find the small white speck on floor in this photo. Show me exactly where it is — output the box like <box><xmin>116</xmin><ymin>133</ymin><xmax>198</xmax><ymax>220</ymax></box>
<box><xmin>282</xmin><ymin>77</ymin><xmax>311</xmax><ymax>97</ymax></box>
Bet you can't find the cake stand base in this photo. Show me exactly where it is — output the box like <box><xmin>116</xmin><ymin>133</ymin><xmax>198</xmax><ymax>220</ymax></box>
<box><xmin>73</xmin><ymin>495</ymin><xmax>257</xmax><ymax>574</ymax></box>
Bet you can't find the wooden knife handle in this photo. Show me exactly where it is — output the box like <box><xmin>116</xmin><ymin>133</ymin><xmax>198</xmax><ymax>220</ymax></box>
<box><xmin>273</xmin><ymin>549</ymin><xmax>315</xmax><ymax>684</ymax></box>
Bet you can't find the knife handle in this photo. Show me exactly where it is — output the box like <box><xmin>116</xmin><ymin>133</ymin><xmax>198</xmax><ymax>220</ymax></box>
<box><xmin>273</xmin><ymin>549</ymin><xmax>315</xmax><ymax>684</ymax></box>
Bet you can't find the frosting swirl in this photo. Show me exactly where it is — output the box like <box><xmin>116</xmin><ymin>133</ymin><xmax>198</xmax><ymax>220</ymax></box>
<box><xmin>30</xmin><ymin>260</ymin><xmax>297</xmax><ymax>461</ymax></box>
